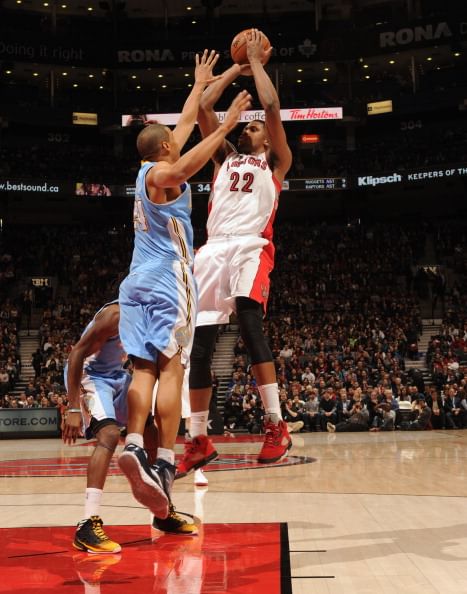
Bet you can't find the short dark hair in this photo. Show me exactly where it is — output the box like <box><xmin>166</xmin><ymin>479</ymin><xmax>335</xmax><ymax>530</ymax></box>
<box><xmin>136</xmin><ymin>124</ymin><xmax>170</xmax><ymax>160</ymax></box>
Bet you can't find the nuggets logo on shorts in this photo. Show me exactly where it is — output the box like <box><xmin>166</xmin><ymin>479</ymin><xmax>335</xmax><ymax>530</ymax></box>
<box><xmin>175</xmin><ymin>325</ymin><xmax>191</xmax><ymax>348</ymax></box>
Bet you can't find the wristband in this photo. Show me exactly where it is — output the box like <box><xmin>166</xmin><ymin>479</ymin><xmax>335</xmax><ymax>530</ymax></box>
<box><xmin>67</xmin><ymin>408</ymin><xmax>82</xmax><ymax>413</ymax></box>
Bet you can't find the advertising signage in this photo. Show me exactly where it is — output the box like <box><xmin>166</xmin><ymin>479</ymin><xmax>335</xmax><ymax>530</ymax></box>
<box><xmin>1</xmin><ymin>165</ymin><xmax>465</xmax><ymax>197</ymax></box>
<box><xmin>0</xmin><ymin>408</ymin><xmax>60</xmax><ymax>438</ymax></box>
<box><xmin>2</xmin><ymin>20</ymin><xmax>466</xmax><ymax>67</ymax></box>
<box><xmin>190</xmin><ymin>178</ymin><xmax>348</xmax><ymax>194</ymax></box>
<box><xmin>72</xmin><ymin>112</ymin><xmax>98</xmax><ymax>126</ymax></box>
<box><xmin>122</xmin><ymin>107</ymin><xmax>343</xmax><ymax>127</ymax></box>
<box><xmin>0</xmin><ymin>178</ymin><xmax>63</xmax><ymax>194</ymax></box>
<box><xmin>0</xmin><ymin>36</ymin><xmax>104</xmax><ymax>66</ymax></box>
<box><xmin>357</xmin><ymin>164</ymin><xmax>467</xmax><ymax>187</ymax></box>
<box><xmin>116</xmin><ymin>36</ymin><xmax>319</xmax><ymax>66</ymax></box>
<box><xmin>367</xmin><ymin>100</ymin><xmax>393</xmax><ymax>116</ymax></box>
<box><xmin>361</xmin><ymin>19</ymin><xmax>467</xmax><ymax>53</ymax></box>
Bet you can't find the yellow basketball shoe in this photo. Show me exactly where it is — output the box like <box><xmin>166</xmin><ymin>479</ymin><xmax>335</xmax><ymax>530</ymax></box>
<box><xmin>73</xmin><ymin>515</ymin><xmax>122</xmax><ymax>554</ymax></box>
<box><xmin>152</xmin><ymin>504</ymin><xmax>199</xmax><ymax>536</ymax></box>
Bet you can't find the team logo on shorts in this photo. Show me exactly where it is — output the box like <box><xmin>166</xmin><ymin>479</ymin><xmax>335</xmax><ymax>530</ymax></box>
<box><xmin>175</xmin><ymin>325</ymin><xmax>191</xmax><ymax>347</ymax></box>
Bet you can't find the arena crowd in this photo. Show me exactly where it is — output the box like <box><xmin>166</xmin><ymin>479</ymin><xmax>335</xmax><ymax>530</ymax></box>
<box><xmin>0</xmin><ymin>221</ymin><xmax>465</xmax><ymax>437</ymax></box>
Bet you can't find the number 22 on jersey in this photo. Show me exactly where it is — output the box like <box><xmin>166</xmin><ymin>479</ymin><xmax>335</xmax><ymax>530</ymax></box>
<box><xmin>229</xmin><ymin>172</ymin><xmax>254</xmax><ymax>193</ymax></box>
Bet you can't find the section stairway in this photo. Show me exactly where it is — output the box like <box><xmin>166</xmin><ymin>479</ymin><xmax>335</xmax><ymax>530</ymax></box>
<box><xmin>211</xmin><ymin>324</ymin><xmax>239</xmax><ymax>414</ymax></box>
<box><xmin>12</xmin><ymin>329</ymin><xmax>40</xmax><ymax>396</ymax></box>
<box><xmin>404</xmin><ymin>318</ymin><xmax>442</xmax><ymax>388</ymax></box>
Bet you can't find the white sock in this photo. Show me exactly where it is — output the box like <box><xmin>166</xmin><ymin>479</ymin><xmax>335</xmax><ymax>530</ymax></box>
<box><xmin>125</xmin><ymin>433</ymin><xmax>144</xmax><ymax>448</ymax></box>
<box><xmin>190</xmin><ymin>410</ymin><xmax>209</xmax><ymax>438</ymax></box>
<box><xmin>258</xmin><ymin>383</ymin><xmax>282</xmax><ymax>419</ymax></box>
<box><xmin>84</xmin><ymin>487</ymin><xmax>103</xmax><ymax>518</ymax></box>
<box><xmin>157</xmin><ymin>447</ymin><xmax>175</xmax><ymax>466</ymax></box>
<box><xmin>84</xmin><ymin>581</ymin><xmax>100</xmax><ymax>594</ymax></box>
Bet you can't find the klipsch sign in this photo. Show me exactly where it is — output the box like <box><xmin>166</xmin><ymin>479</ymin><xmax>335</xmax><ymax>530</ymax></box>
<box><xmin>357</xmin><ymin>165</ymin><xmax>467</xmax><ymax>188</ymax></box>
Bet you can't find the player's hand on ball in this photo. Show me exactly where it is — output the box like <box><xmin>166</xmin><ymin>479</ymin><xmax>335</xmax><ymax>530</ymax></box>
<box><xmin>231</xmin><ymin>28</ymin><xmax>271</xmax><ymax>71</ymax></box>
<box><xmin>246</xmin><ymin>29</ymin><xmax>272</xmax><ymax>66</ymax></box>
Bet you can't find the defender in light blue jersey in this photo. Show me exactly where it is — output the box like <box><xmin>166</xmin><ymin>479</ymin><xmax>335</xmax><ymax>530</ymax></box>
<box><xmin>62</xmin><ymin>302</ymin><xmax>197</xmax><ymax>552</ymax></box>
<box><xmin>64</xmin><ymin>301</ymin><xmax>129</xmax><ymax>440</ymax></box>
<box><xmin>63</xmin><ymin>301</ymin><xmax>127</xmax><ymax>553</ymax></box>
<box><xmin>117</xmin><ymin>49</ymin><xmax>252</xmax><ymax>520</ymax></box>
<box><xmin>119</xmin><ymin>163</ymin><xmax>196</xmax><ymax>366</ymax></box>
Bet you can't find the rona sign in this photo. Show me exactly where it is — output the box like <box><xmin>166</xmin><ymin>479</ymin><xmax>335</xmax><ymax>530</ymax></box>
<box><xmin>379</xmin><ymin>22</ymin><xmax>452</xmax><ymax>48</ymax></box>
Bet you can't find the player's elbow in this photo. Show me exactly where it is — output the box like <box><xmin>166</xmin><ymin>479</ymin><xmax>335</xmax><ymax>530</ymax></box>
<box><xmin>264</xmin><ymin>98</ymin><xmax>280</xmax><ymax>113</ymax></box>
<box><xmin>67</xmin><ymin>347</ymin><xmax>85</xmax><ymax>369</ymax></box>
<box><xmin>171</xmin><ymin>169</ymin><xmax>188</xmax><ymax>185</ymax></box>
<box><xmin>199</xmin><ymin>96</ymin><xmax>215</xmax><ymax>112</ymax></box>
<box><xmin>152</xmin><ymin>168</ymin><xmax>186</xmax><ymax>188</ymax></box>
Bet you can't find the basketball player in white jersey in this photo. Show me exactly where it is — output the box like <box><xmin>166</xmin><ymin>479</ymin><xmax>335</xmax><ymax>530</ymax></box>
<box><xmin>177</xmin><ymin>29</ymin><xmax>293</xmax><ymax>478</ymax></box>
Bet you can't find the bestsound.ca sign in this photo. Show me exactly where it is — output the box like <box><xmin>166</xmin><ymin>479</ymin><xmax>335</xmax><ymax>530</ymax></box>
<box><xmin>0</xmin><ymin>179</ymin><xmax>62</xmax><ymax>193</ymax></box>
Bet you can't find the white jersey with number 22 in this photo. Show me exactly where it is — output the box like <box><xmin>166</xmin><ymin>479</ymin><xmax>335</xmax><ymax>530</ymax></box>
<box><xmin>206</xmin><ymin>151</ymin><xmax>281</xmax><ymax>240</ymax></box>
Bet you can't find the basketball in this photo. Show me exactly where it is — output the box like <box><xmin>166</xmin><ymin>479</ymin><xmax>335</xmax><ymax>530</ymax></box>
<box><xmin>230</xmin><ymin>29</ymin><xmax>271</xmax><ymax>66</ymax></box>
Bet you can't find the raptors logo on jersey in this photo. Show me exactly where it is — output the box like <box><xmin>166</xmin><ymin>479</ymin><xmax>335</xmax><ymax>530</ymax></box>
<box><xmin>206</xmin><ymin>151</ymin><xmax>281</xmax><ymax>240</ymax></box>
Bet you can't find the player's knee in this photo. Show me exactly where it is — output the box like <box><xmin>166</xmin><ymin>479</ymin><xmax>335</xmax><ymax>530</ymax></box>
<box><xmin>190</xmin><ymin>325</ymin><xmax>219</xmax><ymax>389</ymax></box>
<box><xmin>190</xmin><ymin>357</ymin><xmax>214</xmax><ymax>389</ymax></box>
<box><xmin>96</xmin><ymin>423</ymin><xmax>120</xmax><ymax>452</ymax></box>
<box><xmin>236</xmin><ymin>297</ymin><xmax>272</xmax><ymax>365</ymax></box>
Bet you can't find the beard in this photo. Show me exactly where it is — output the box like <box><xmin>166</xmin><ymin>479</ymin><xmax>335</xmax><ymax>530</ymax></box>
<box><xmin>237</xmin><ymin>137</ymin><xmax>252</xmax><ymax>153</ymax></box>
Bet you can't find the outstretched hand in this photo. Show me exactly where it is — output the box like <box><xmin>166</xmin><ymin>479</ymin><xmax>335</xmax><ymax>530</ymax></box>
<box><xmin>222</xmin><ymin>90</ymin><xmax>252</xmax><ymax>132</ymax></box>
<box><xmin>194</xmin><ymin>49</ymin><xmax>222</xmax><ymax>86</ymax></box>
<box><xmin>245</xmin><ymin>28</ymin><xmax>272</xmax><ymax>65</ymax></box>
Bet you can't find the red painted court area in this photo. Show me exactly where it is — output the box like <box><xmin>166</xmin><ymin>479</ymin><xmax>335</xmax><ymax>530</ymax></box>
<box><xmin>1</xmin><ymin>523</ymin><xmax>288</xmax><ymax>594</ymax></box>
<box><xmin>0</xmin><ymin>454</ymin><xmax>312</xmax><ymax>477</ymax></box>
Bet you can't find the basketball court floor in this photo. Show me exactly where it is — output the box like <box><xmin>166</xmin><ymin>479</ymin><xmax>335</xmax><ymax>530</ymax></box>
<box><xmin>1</xmin><ymin>430</ymin><xmax>467</xmax><ymax>594</ymax></box>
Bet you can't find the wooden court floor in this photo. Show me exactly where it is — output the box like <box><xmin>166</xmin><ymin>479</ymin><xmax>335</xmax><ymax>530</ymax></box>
<box><xmin>1</xmin><ymin>430</ymin><xmax>467</xmax><ymax>594</ymax></box>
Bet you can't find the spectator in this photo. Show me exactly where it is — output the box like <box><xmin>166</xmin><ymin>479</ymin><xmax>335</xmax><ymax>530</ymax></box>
<box><xmin>327</xmin><ymin>402</ymin><xmax>369</xmax><ymax>432</ymax></box>
<box><xmin>370</xmin><ymin>402</ymin><xmax>396</xmax><ymax>431</ymax></box>
<box><xmin>303</xmin><ymin>388</ymin><xmax>320</xmax><ymax>431</ymax></box>
<box><xmin>408</xmin><ymin>398</ymin><xmax>432</xmax><ymax>430</ymax></box>
<box><xmin>318</xmin><ymin>389</ymin><xmax>337</xmax><ymax>432</ymax></box>
<box><xmin>0</xmin><ymin>367</ymin><xmax>10</xmax><ymax>396</ymax></box>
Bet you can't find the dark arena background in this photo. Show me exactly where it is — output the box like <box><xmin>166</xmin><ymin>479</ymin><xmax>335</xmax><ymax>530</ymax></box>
<box><xmin>1</xmin><ymin>1</ymin><xmax>467</xmax><ymax>593</ymax></box>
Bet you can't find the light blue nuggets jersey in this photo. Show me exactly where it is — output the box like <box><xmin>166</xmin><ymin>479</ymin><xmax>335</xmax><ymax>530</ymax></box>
<box><xmin>82</xmin><ymin>301</ymin><xmax>126</xmax><ymax>376</ymax></box>
<box><xmin>130</xmin><ymin>161</ymin><xmax>194</xmax><ymax>271</ymax></box>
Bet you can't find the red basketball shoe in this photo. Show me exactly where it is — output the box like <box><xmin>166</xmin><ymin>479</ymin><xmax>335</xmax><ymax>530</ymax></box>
<box><xmin>176</xmin><ymin>435</ymin><xmax>218</xmax><ymax>479</ymax></box>
<box><xmin>257</xmin><ymin>415</ymin><xmax>292</xmax><ymax>463</ymax></box>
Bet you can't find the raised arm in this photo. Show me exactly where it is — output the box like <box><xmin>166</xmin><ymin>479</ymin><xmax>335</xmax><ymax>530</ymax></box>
<box><xmin>197</xmin><ymin>62</ymin><xmax>243</xmax><ymax>135</ymax></box>
<box><xmin>247</xmin><ymin>29</ymin><xmax>292</xmax><ymax>181</ymax></box>
<box><xmin>62</xmin><ymin>304</ymin><xmax>120</xmax><ymax>444</ymax></box>
<box><xmin>148</xmin><ymin>90</ymin><xmax>252</xmax><ymax>190</ymax></box>
<box><xmin>172</xmin><ymin>49</ymin><xmax>220</xmax><ymax>150</ymax></box>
